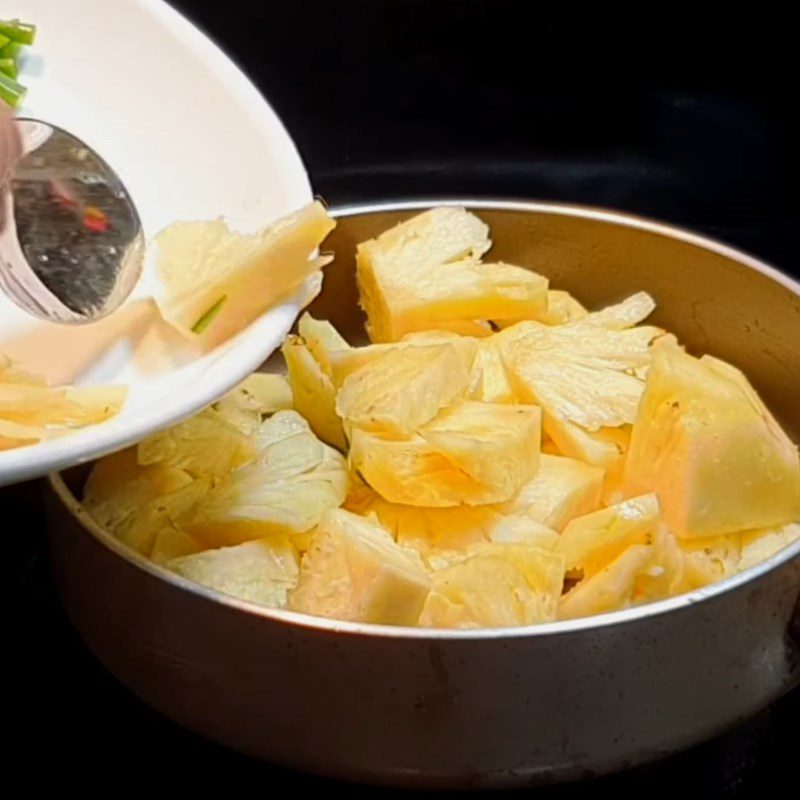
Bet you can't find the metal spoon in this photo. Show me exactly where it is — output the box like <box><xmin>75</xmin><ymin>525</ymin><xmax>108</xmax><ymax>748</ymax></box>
<box><xmin>0</xmin><ymin>119</ymin><xmax>143</xmax><ymax>324</ymax></box>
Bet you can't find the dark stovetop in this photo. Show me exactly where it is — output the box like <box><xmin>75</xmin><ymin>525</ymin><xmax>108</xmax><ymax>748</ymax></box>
<box><xmin>9</xmin><ymin>1</ymin><xmax>799</xmax><ymax>795</ymax></box>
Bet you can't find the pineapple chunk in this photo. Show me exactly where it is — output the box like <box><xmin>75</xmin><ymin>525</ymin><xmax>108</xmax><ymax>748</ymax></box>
<box><xmin>282</xmin><ymin>334</ymin><xmax>346</xmax><ymax>449</ymax></box>
<box><xmin>678</xmin><ymin>533</ymin><xmax>742</xmax><ymax>581</ymax></box>
<box><xmin>298</xmin><ymin>313</ymin><xmax>350</xmax><ymax>376</ymax></box>
<box><xmin>487</xmin><ymin>515</ymin><xmax>560</xmax><ymax>549</ymax></box>
<box><xmin>169</xmin><ymin>537</ymin><xmax>299</xmax><ymax>608</ymax></box>
<box><xmin>336</xmin><ymin>342</ymin><xmax>472</xmax><ymax>436</ymax></box>
<box><xmin>154</xmin><ymin>201</ymin><xmax>335</xmax><ymax>345</ymax></box>
<box><xmin>497</xmin><ymin>453</ymin><xmax>604</xmax><ymax>532</ymax></box>
<box><xmin>0</xmin><ymin>382</ymin><xmax>126</xmax><ymax>427</ymax></box>
<box><xmin>84</xmin><ymin>448</ymin><xmax>193</xmax><ymax>534</ymax></box>
<box><xmin>468</xmin><ymin>341</ymin><xmax>516</xmax><ymax>403</ymax></box>
<box><xmin>356</xmin><ymin>207</ymin><xmax>547</xmax><ymax>342</ymax></box>
<box><xmin>350</xmin><ymin>399</ymin><xmax>540</xmax><ymax>507</ymax></box>
<box><xmin>349</xmin><ymin>428</ymin><xmax>490</xmax><ymax>507</ymax></box>
<box><xmin>495</xmin><ymin>290</ymin><xmax>589</xmax><ymax>327</ymax></box>
<box><xmin>738</xmin><ymin>523</ymin><xmax>800</xmax><ymax>571</ymax></box>
<box><xmin>214</xmin><ymin>373</ymin><xmax>293</xmax><ymax>434</ymax></box>
<box><xmin>138</xmin><ymin>407</ymin><xmax>255</xmax><ymax>479</ymax></box>
<box><xmin>329</xmin><ymin>333</ymin><xmax>477</xmax><ymax>389</ymax></box>
<box><xmin>556</xmin><ymin>494</ymin><xmax>660</xmax><ymax>578</ymax></box>
<box><xmin>559</xmin><ymin>544</ymin><xmax>655</xmax><ymax>620</ymax></box>
<box><xmin>419</xmin><ymin>400</ymin><xmax>541</xmax><ymax>502</ymax></box>
<box><xmin>427</xmin><ymin>319</ymin><xmax>493</xmax><ymax>337</ymax></box>
<box><xmin>585</xmin><ymin>292</ymin><xmax>656</xmax><ymax>330</ymax></box>
<box><xmin>115</xmin><ymin>477</ymin><xmax>211</xmax><ymax>555</ymax></box>
<box><xmin>183</xmin><ymin>412</ymin><xmax>348</xmax><ymax>546</ymax></box>
<box><xmin>419</xmin><ymin>543</ymin><xmax>564</xmax><ymax>628</ymax></box>
<box><xmin>499</xmin><ymin>318</ymin><xmax>661</xmax><ymax>432</ymax></box>
<box><xmin>624</xmin><ymin>342</ymin><xmax>800</xmax><ymax>537</ymax></box>
<box><xmin>150</xmin><ymin>522</ymin><xmax>207</xmax><ymax>564</ymax></box>
<box><xmin>540</xmin><ymin>290</ymin><xmax>588</xmax><ymax>325</ymax></box>
<box><xmin>289</xmin><ymin>509</ymin><xmax>431</xmax><ymax>625</ymax></box>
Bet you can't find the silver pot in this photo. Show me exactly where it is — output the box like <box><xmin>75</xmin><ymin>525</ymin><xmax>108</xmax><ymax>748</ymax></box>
<box><xmin>46</xmin><ymin>201</ymin><xmax>800</xmax><ymax>789</ymax></box>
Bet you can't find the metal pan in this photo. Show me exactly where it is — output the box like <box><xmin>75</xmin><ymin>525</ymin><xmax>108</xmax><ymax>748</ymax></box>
<box><xmin>46</xmin><ymin>201</ymin><xmax>800</xmax><ymax>789</ymax></box>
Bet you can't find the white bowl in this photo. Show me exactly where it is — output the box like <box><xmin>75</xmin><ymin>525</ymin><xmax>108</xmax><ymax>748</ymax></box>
<box><xmin>0</xmin><ymin>0</ymin><xmax>311</xmax><ymax>485</ymax></box>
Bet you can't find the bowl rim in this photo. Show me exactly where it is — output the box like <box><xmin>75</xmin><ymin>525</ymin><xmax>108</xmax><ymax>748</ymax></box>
<box><xmin>48</xmin><ymin>198</ymin><xmax>800</xmax><ymax>641</ymax></box>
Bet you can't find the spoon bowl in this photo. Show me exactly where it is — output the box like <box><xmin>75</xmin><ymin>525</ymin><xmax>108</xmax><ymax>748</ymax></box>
<box><xmin>0</xmin><ymin>118</ymin><xmax>143</xmax><ymax>324</ymax></box>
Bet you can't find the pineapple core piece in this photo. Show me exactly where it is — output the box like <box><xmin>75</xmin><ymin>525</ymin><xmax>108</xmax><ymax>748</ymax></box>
<box><xmin>169</xmin><ymin>537</ymin><xmax>299</xmax><ymax>609</ymax></box>
<box><xmin>155</xmin><ymin>201</ymin><xmax>335</xmax><ymax>346</ymax></box>
<box><xmin>356</xmin><ymin>206</ymin><xmax>547</xmax><ymax>342</ymax></box>
<box><xmin>282</xmin><ymin>334</ymin><xmax>346</xmax><ymax>450</ymax></box>
<box><xmin>213</xmin><ymin>373</ymin><xmax>293</xmax><ymax>435</ymax></box>
<box><xmin>556</xmin><ymin>493</ymin><xmax>660</xmax><ymax>578</ymax></box>
<box><xmin>419</xmin><ymin>542</ymin><xmax>565</xmax><ymax>628</ymax></box>
<box><xmin>336</xmin><ymin>341</ymin><xmax>473</xmax><ymax>435</ymax></box>
<box><xmin>350</xmin><ymin>401</ymin><xmax>540</xmax><ymax>507</ymax></box>
<box><xmin>182</xmin><ymin>411</ymin><xmax>348</xmax><ymax>546</ymax></box>
<box><xmin>289</xmin><ymin>508</ymin><xmax>431</xmax><ymax>625</ymax></box>
<box><xmin>297</xmin><ymin>313</ymin><xmax>350</xmax><ymax>377</ymax></box>
<box><xmin>625</xmin><ymin>343</ymin><xmax>800</xmax><ymax>538</ymax></box>
<box><xmin>497</xmin><ymin>453</ymin><xmax>604</xmax><ymax>532</ymax></box>
<box><xmin>419</xmin><ymin>400</ymin><xmax>541</xmax><ymax>501</ymax></box>
<box><xmin>499</xmin><ymin>317</ymin><xmax>661</xmax><ymax>432</ymax></box>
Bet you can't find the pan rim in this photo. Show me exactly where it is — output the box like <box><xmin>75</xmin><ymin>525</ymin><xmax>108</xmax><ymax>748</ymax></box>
<box><xmin>47</xmin><ymin>198</ymin><xmax>800</xmax><ymax>641</ymax></box>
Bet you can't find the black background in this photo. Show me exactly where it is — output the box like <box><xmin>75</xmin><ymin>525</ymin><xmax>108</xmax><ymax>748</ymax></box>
<box><xmin>9</xmin><ymin>1</ymin><xmax>798</xmax><ymax>796</ymax></box>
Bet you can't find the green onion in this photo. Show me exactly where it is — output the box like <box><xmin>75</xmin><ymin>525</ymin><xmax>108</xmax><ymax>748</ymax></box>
<box><xmin>0</xmin><ymin>70</ymin><xmax>25</xmax><ymax>108</ymax></box>
<box><xmin>0</xmin><ymin>21</ymin><xmax>34</xmax><ymax>107</ymax></box>
<box><xmin>191</xmin><ymin>295</ymin><xmax>228</xmax><ymax>334</ymax></box>
<box><xmin>0</xmin><ymin>19</ymin><xmax>36</xmax><ymax>45</ymax></box>
<box><xmin>0</xmin><ymin>57</ymin><xmax>16</xmax><ymax>79</ymax></box>
<box><xmin>0</xmin><ymin>41</ymin><xmax>22</xmax><ymax>59</ymax></box>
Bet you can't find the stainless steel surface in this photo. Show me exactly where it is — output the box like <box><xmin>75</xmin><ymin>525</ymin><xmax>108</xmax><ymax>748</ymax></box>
<box><xmin>0</xmin><ymin>119</ymin><xmax>143</xmax><ymax>323</ymax></box>
<box><xmin>46</xmin><ymin>201</ymin><xmax>800</xmax><ymax>788</ymax></box>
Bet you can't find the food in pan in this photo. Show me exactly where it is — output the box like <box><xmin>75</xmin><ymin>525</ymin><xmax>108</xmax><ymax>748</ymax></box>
<box><xmin>83</xmin><ymin>207</ymin><xmax>800</xmax><ymax>628</ymax></box>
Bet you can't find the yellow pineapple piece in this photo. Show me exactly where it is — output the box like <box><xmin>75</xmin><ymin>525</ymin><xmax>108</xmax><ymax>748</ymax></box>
<box><xmin>0</xmin><ymin>382</ymin><xmax>126</xmax><ymax>427</ymax></box>
<box><xmin>213</xmin><ymin>373</ymin><xmax>293</xmax><ymax>434</ymax></box>
<box><xmin>585</xmin><ymin>291</ymin><xmax>656</xmax><ymax>329</ymax></box>
<box><xmin>328</xmin><ymin>332</ymin><xmax>477</xmax><ymax>389</ymax></box>
<box><xmin>115</xmin><ymin>477</ymin><xmax>212</xmax><ymax>555</ymax></box>
<box><xmin>495</xmin><ymin>290</ymin><xmax>588</xmax><ymax>328</ymax></box>
<box><xmin>83</xmin><ymin>448</ymin><xmax>193</xmax><ymax>535</ymax></box>
<box><xmin>486</xmin><ymin>515</ymin><xmax>560</xmax><ymax>549</ymax></box>
<box><xmin>419</xmin><ymin>400</ymin><xmax>541</xmax><ymax>502</ymax></box>
<box><xmin>169</xmin><ymin>536</ymin><xmax>299</xmax><ymax>608</ymax></box>
<box><xmin>349</xmin><ymin>428</ymin><xmax>489</xmax><ymax>507</ymax></box>
<box><xmin>138</xmin><ymin>407</ymin><xmax>255</xmax><ymax>479</ymax></box>
<box><xmin>356</xmin><ymin>207</ymin><xmax>547</xmax><ymax>342</ymax></box>
<box><xmin>298</xmin><ymin>313</ymin><xmax>350</xmax><ymax>376</ymax></box>
<box><xmin>556</xmin><ymin>493</ymin><xmax>660</xmax><ymax>579</ymax></box>
<box><xmin>419</xmin><ymin>543</ymin><xmax>564</xmax><ymax>628</ymax></box>
<box><xmin>499</xmin><ymin>318</ymin><xmax>661</xmax><ymax>432</ymax></box>
<box><xmin>624</xmin><ymin>341</ymin><xmax>800</xmax><ymax>537</ymax></box>
<box><xmin>154</xmin><ymin>201</ymin><xmax>335</xmax><ymax>346</ymax></box>
<box><xmin>183</xmin><ymin>411</ymin><xmax>348</xmax><ymax>546</ymax></box>
<box><xmin>282</xmin><ymin>334</ymin><xmax>346</xmax><ymax>449</ymax></box>
<box><xmin>426</xmin><ymin>319</ymin><xmax>494</xmax><ymax>337</ymax></box>
<box><xmin>678</xmin><ymin>533</ymin><xmax>742</xmax><ymax>582</ymax></box>
<box><xmin>540</xmin><ymin>290</ymin><xmax>589</xmax><ymax>325</ymax></box>
<box><xmin>738</xmin><ymin>523</ymin><xmax>800</xmax><ymax>571</ymax></box>
<box><xmin>289</xmin><ymin>509</ymin><xmax>431</xmax><ymax>625</ymax></box>
<box><xmin>497</xmin><ymin>453</ymin><xmax>604</xmax><ymax>532</ymax></box>
<box><xmin>336</xmin><ymin>341</ymin><xmax>472</xmax><ymax>436</ymax></box>
<box><xmin>468</xmin><ymin>340</ymin><xmax>516</xmax><ymax>403</ymax></box>
<box><xmin>559</xmin><ymin>544</ymin><xmax>655</xmax><ymax>620</ymax></box>
<box><xmin>150</xmin><ymin>522</ymin><xmax>207</xmax><ymax>564</ymax></box>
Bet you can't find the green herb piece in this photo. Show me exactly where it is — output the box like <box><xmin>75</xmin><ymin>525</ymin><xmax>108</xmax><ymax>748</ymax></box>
<box><xmin>191</xmin><ymin>295</ymin><xmax>228</xmax><ymax>334</ymax></box>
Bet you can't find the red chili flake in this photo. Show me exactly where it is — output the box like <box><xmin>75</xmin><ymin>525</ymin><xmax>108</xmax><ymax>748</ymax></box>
<box><xmin>82</xmin><ymin>206</ymin><xmax>109</xmax><ymax>233</ymax></box>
